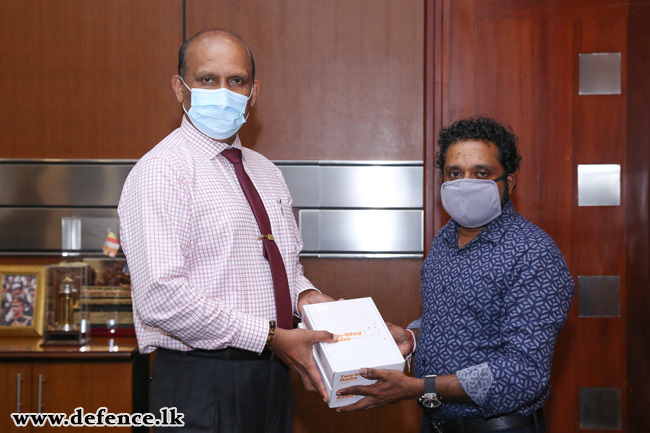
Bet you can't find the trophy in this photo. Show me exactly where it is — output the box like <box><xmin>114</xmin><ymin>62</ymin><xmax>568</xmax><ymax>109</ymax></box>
<box><xmin>57</xmin><ymin>277</ymin><xmax>77</xmax><ymax>332</ymax></box>
<box><xmin>42</xmin><ymin>263</ymin><xmax>91</xmax><ymax>345</ymax></box>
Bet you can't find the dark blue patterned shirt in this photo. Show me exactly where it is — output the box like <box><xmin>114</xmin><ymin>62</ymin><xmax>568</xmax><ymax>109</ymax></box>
<box><xmin>414</xmin><ymin>201</ymin><xmax>574</xmax><ymax>419</ymax></box>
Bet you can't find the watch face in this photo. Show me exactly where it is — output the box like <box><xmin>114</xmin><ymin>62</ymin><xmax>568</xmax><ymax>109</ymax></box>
<box><xmin>418</xmin><ymin>395</ymin><xmax>442</xmax><ymax>410</ymax></box>
<box><xmin>424</xmin><ymin>398</ymin><xmax>442</xmax><ymax>409</ymax></box>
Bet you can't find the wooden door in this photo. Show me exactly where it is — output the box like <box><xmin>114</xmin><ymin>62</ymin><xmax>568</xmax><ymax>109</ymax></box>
<box><xmin>625</xmin><ymin>3</ymin><xmax>650</xmax><ymax>431</ymax></box>
<box><xmin>0</xmin><ymin>363</ymin><xmax>33</xmax><ymax>432</ymax></box>
<box><xmin>426</xmin><ymin>0</ymin><xmax>635</xmax><ymax>431</ymax></box>
<box><xmin>33</xmin><ymin>361</ymin><xmax>133</xmax><ymax>432</ymax></box>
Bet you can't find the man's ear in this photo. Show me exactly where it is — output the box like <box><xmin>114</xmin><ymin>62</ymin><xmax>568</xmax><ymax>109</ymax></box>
<box><xmin>249</xmin><ymin>80</ymin><xmax>261</xmax><ymax>108</ymax></box>
<box><xmin>507</xmin><ymin>173</ymin><xmax>518</xmax><ymax>192</ymax></box>
<box><xmin>171</xmin><ymin>75</ymin><xmax>186</xmax><ymax>104</ymax></box>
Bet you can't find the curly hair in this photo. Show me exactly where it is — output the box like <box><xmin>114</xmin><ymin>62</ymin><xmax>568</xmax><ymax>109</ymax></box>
<box><xmin>435</xmin><ymin>117</ymin><xmax>522</xmax><ymax>177</ymax></box>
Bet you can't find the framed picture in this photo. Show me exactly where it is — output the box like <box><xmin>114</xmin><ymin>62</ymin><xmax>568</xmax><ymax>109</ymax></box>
<box><xmin>0</xmin><ymin>265</ymin><xmax>46</xmax><ymax>337</ymax></box>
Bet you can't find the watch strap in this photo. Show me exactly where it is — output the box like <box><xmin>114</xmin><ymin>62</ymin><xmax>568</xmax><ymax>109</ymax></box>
<box><xmin>418</xmin><ymin>374</ymin><xmax>442</xmax><ymax>410</ymax></box>
<box><xmin>424</xmin><ymin>375</ymin><xmax>437</xmax><ymax>394</ymax></box>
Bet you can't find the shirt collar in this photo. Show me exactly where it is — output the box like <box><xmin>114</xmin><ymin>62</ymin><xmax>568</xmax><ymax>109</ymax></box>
<box><xmin>179</xmin><ymin>115</ymin><xmax>242</xmax><ymax>159</ymax></box>
<box><xmin>441</xmin><ymin>200</ymin><xmax>517</xmax><ymax>247</ymax></box>
<box><xmin>479</xmin><ymin>201</ymin><xmax>517</xmax><ymax>244</ymax></box>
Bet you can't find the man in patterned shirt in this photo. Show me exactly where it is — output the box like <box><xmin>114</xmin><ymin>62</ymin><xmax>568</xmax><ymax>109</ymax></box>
<box><xmin>338</xmin><ymin>117</ymin><xmax>574</xmax><ymax>433</ymax></box>
<box><xmin>119</xmin><ymin>29</ymin><xmax>337</xmax><ymax>432</ymax></box>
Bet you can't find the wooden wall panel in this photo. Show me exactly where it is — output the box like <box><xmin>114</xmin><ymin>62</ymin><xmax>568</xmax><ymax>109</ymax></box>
<box><xmin>423</xmin><ymin>0</ymin><xmax>443</xmax><ymax>248</ymax></box>
<box><xmin>185</xmin><ymin>0</ymin><xmax>424</xmax><ymax>161</ymax></box>
<box><xmin>571</xmin><ymin>18</ymin><xmax>627</xmax><ymax>431</ymax></box>
<box><xmin>447</xmin><ymin>0</ymin><xmax>476</xmax><ymax>124</ymax></box>
<box><xmin>625</xmin><ymin>2</ymin><xmax>650</xmax><ymax>431</ymax></box>
<box><xmin>0</xmin><ymin>0</ymin><xmax>183</xmax><ymax>159</ymax></box>
<box><xmin>472</xmin><ymin>17</ymin><xmax>575</xmax><ymax>247</ymax></box>
<box><xmin>476</xmin><ymin>0</ymin><xmax>628</xmax><ymax>18</ymax></box>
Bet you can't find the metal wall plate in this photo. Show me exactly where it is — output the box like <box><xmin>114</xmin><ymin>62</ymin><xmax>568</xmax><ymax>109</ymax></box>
<box><xmin>0</xmin><ymin>161</ymin><xmax>134</xmax><ymax>207</ymax></box>
<box><xmin>577</xmin><ymin>164</ymin><xmax>621</xmax><ymax>206</ymax></box>
<box><xmin>0</xmin><ymin>159</ymin><xmax>424</xmax><ymax>257</ymax></box>
<box><xmin>0</xmin><ymin>208</ymin><xmax>120</xmax><ymax>255</ymax></box>
<box><xmin>299</xmin><ymin>209</ymin><xmax>423</xmax><ymax>254</ymax></box>
<box><xmin>278</xmin><ymin>165</ymin><xmax>321</xmax><ymax>207</ymax></box>
<box><xmin>578</xmin><ymin>275</ymin><xmax>620</xmax><ymax>318</ymax></box>
<box><xmin>580</xmin><ymin>387</ymin><xmax>622</xmax><ymax>429</ymax></box>
<box><xmin>579</xmin><ymin>53</ymin><xmax>622</xmax><ymax>95</ymax></box>
<box><xmin>279</xmin><ymin>163</ymin><xmax>423</xmax><ymax>209</ymax></box>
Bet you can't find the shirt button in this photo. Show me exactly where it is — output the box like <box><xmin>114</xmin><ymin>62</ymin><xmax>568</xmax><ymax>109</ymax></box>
<box><xmin>430</xmin><ymin>323</ymin><xmax>435</xmax><ymax>329</ymax></box>
<box><xmin>421</xmin><ymin>359</ymin><xmax>427</xmax><ymax>367</ymax></box>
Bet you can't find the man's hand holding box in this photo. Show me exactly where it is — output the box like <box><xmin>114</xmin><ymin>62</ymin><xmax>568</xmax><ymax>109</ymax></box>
<box><xmin>302</xmin><ymin>297</ymin><xmax>405</xmax><ymax>408</ymax></box>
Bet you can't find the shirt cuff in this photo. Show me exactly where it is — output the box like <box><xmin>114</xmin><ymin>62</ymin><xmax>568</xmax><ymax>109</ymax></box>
<box><xmin>456</xmin><ymin>362</ymin><xmax>493</xmax><ymax>406</ymax></box>
<box><xmin>293</xmin><ymin>277</ymin><xmax>319</xmax><ymax>318</ymax></box>
<box><xmin>229</xmin><ymin>312</ymin><xmax>269</xmax><ymax>354</ymax></box>
<box><xmin>407</xmin><ymin>317</ymin><xmax>422</xmax><ymax>329</ymax></box>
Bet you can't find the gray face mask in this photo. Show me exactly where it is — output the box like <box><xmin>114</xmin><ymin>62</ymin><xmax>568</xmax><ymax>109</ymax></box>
<box><xmin>440</xmin><ymin>175</ymin><xmax>507</xmax><ymax>228</ymax></box>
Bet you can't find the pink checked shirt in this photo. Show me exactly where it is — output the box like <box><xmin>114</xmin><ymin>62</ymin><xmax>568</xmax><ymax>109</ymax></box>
<box><xmin>118</xmin><ymin>117</ymin><xmax>316</xmax><ymax>354</ymax></box>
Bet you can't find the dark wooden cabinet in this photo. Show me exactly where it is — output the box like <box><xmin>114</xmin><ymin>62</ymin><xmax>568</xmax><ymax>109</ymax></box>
<box><xmin>0</xmin><ymin>338</ymin><xmax>148</xmax><ymax>432</ymax></box>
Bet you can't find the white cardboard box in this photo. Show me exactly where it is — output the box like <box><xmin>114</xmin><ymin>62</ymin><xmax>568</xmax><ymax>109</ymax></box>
<box><xmin>301</xmin><ymin>297</ymin><xmax>405</xmax><ymax>408</ymax></box>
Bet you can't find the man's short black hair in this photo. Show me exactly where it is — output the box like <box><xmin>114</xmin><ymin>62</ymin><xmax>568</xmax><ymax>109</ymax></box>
<box><xmin>177</xmin><ymin>28</ymin><xmax>255</xmax><ymax>81</ymax></box>
<box><xmin>435</xmin><ymin>117</ymin><xmax>522</xmax><ymax>177</ymax></box>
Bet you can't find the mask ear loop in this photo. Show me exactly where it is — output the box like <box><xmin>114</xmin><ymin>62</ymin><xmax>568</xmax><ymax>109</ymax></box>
<box><xmin>493</xmin><ymin>172</ymin><xmax>509</xmax><ymax>183</ymax></box>
<box><xmin>180</xmin><ymin>75</ymin><xmax>254</xmax><ymax>119</ymax></box>
<box><xmin>495</xmin><ymin>172</ymin><xmax>513</xmax><ymax>206</ymax></box>
<box><xmin>243</xmin><ymin>84</ymin><xmax>256</xmax><ymax>121</ymax></box>
<box><xmin>178</xmin><ymin>76</ymin><xmax>193</xmax><ymax>119</ymax></box>
<box><xmin>179</xmin><ymin>76</ymin><xmax>192</xmax><ymax>92</ymax></box>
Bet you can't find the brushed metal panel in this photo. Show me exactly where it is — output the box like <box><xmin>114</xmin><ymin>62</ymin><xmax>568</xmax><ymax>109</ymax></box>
<box><xmin>299</xmin><ymin>209</ymin><xmax>423</xmax><ymax>253</ymax></box>
<box><xmin>274</xmin><ymin>160</ymin><xmax>422</xmax><ymax>166</ymax></box>
<box><xmin>277</xmin><ymin>164</ymin><xmax>423</xmax><ymax>208</ymax></box>
<box><xmin>299</xmin><ymin>253</ymin><xmax>423</xmax><ymax>258</ymax></box>
<box><xmin>0</xmin><ymin>208</ymin><xmax>120</xmax><ymax>255</ymax></box>
<box><xmin>579</xmin><ymin>53</ymin><xmax>622</xmax><ymax>95</ymax></box>
<box><xmin>580</xmin><ymin>387</ymin><xmax>622</xmax><ymax>429</ymax></box>
<box><xmin>578</xmin><ymin>275</ymin><xmax>620</xmax><ymax>318</ymax></box>
<box><xmin>1</xmin><ymin>160</ymin><xmax>423</xmax><ymax>208</ymax></box>
<box><xmin>577</xmin><ymin>164</ymin><xmax>620</xmax><ymax>206</ymax></box>
<box><xmin>0</xmin><ymin>162</ymin><xmax>133</xmax><ymax>207</ymax></box>
<box><xmin>276</xmin><ymin>165</ymin><xmax>320</xmax><ymax>207</ymax></box>
<box><xmin>0</xmin><ymin>159</ymin><xmax>424</xmax><ymax>257</ymax></box>
<box><xmin>319</xmin><ymin>166</ymin><xmax>422</xmax><ymax>208</ymax></box>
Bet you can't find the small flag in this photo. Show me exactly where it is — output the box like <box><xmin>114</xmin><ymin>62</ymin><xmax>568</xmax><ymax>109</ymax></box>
<box><xmin>103</xmin><ymin>228</ymin><xmax>120</xmax><ymax>257</ymax></box>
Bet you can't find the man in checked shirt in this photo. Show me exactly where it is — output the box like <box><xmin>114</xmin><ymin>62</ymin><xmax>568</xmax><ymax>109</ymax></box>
<box><xmin>118</xmin><ymin>28</ymin><xmax>337</xmax><ymax>433</ymax></box>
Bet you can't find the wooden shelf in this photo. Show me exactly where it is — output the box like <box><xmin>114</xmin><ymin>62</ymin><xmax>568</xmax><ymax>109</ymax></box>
<box><xmin>0</xmin><ymin>337</ymin><xmax>139</xmax><ymax>361</ymax></box>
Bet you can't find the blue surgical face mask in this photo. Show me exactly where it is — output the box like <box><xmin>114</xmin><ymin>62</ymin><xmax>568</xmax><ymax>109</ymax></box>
<box><xmin>180</xmin><ymin>77</ymin><xmax>253</xmax><ymax>140</ymax></box>
<box><xmin>440</xmin><ymin>174</ymin><xmax>507</xmax><ymax>228</ymax></box>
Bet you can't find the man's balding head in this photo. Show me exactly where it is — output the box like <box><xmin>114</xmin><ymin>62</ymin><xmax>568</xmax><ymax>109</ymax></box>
<box><xmin>178</xmin><ymin>29</ymin><xmax>255</xmax><ymax>81</ymax></box>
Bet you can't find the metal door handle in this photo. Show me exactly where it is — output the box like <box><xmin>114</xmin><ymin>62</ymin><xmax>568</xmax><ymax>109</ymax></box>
<box><xmin>38</xmin><ymin>374</ymin><xmax>44</xmax><ymax>413</ymax></box>
<box><xmin>16</xmin><ymin>373</ymin><xmax>22</xmax><ymax>413</ymax></box>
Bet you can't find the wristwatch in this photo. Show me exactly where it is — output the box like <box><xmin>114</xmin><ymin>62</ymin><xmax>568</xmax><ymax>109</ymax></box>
<box><xmin>418</xmin><ymin>375</ymin><xmax>442</xmax><ymax>410</ymax></box>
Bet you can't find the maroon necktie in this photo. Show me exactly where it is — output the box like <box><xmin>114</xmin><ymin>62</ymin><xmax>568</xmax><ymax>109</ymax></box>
<box><xmin>221</xmin><ymin>148</ymin><xmax>293</xmax><ymax>329</ymax></box>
